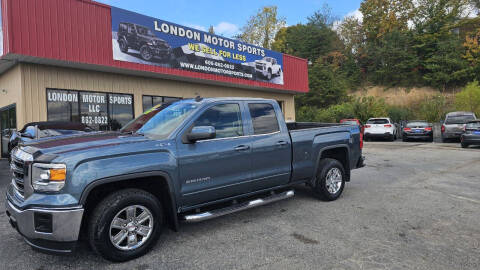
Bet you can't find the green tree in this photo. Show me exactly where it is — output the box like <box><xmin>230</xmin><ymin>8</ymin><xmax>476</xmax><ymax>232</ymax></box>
<box><xmin>360</xmin><ymin>0</ymin><xmax>414</xmax><ymax>41</ymax></box>
<box><xmin>235</xmin><ymin>6</ymin><xmax>286</xmax><ymax>49</ymax></box>
<box><xmin>368</xmin><ymin>30</ymin><xmax>421</xmax><ymax>86</ymax></box>
<box><xmin>208</xmin><ymin>25</ymin><xmax>215</xmax><ymax>34</ymax></box>
<box><xmin>455</xmin><ymin>81</ymin><xmax>480</xmax><ymax>115</ymax></box>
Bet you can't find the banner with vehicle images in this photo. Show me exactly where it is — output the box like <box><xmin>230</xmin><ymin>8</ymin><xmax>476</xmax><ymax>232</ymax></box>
<box><xmin>0</xmin><ymin>0</ymin><xmax>3</xmax><ymax>55</ymax></box>
<box><xmin>111</xmin><ymin>7</ymin><xmax>284</xmax><ymax>85</ymax></box>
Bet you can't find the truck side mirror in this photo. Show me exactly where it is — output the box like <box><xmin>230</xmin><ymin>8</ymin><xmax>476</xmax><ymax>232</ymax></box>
<box><xmin>187</xmin><ymin>126</ymin><xmax>216</xmax><ymax>142</ymax></box>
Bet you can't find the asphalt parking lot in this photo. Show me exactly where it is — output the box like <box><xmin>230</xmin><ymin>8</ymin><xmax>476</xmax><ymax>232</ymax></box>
<box><xmin>0</xmin><ymin>141</ymin><xmax>479</xmax><ymax>270</ymax></box>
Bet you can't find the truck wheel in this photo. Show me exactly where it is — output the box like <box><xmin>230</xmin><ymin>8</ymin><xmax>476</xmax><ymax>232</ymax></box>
<box><xmin>312</xmin><ymin>158</ymin><xmax>345</xmax><ymax>201</ymax></box>
<box><xmin>267</xmin><ymin>69</ymin><xmax>272</xmax><ymax>80</ymax></box>
<box><xmin>140</xmin><ymin>45</ymin><xmax>153</xmax><ymax>61</ymax></box>
<box><xmin>88</xmin><ymin>189</ymin><xmax>164</xmax><ymax>262</ymax></box>
<box><xmin>118</xmin><ymin>39</ymin><xmax>128</xmax><ymax>53</ymax></box>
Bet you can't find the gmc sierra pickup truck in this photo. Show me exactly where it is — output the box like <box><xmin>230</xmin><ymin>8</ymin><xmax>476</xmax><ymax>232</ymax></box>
<box><xmin>6</xmin><ymin>97</ymin><xmax>364</xmax><ymax>261</ymax></box>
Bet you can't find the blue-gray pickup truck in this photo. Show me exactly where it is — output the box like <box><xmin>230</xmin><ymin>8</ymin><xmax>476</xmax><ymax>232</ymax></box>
<box><xmin>6</xmin><ymin>97</ymin><xmax>364</xmax><ymax>261</ymax></box>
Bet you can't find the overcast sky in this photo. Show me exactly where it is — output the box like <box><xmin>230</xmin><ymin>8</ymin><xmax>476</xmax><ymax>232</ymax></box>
<box><xmin>95</xmin><ymin>0</ymin><xmax>362</xmax><ymax>37</ymax></box>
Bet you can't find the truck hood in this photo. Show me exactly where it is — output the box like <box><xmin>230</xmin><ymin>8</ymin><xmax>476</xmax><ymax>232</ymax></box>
<box><xmin>21</xmin><ymin>132</ymin><xmax>153</xmax><ymax>158</ymax></box>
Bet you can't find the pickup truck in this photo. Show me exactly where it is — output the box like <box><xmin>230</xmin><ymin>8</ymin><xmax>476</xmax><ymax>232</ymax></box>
<box><xmin>255</xmin><ymin>57</ymin><xmax>282</xmax><ymax>80</ymax></box>
<box><xmin>5</xmin><ymin>97</ymin><xmax>364</xmax><ymax>262</ymax></box>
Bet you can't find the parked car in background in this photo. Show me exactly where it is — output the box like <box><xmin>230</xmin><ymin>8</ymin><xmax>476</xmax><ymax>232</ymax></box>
<box><xmin>8</xmin><ymin>121</ymin><xmax>92</xmax><ymax>159</ymax></box>
<box><xmin>364</xmin><ymin>118</ymin><xmax>397</xmax><ymax>141</ymax></box>
<box><xmin>441</xmin><ymin>111</ymin><xmax>476</xmax><ymax>142</ymax></box>
<box><xmin>402</xmin><ymin>121</ymin><xmax>433</xmax><ymax>142</ymax></box>
<box><xmin>461</xmin><ymin>120</ymin><xmax>480</xmax><ymax>148</ymax></box>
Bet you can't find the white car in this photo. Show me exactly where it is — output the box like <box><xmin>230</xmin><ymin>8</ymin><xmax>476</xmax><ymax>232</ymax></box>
<box><xmin>255</xmin><ymin>57</ymin><xmax>281</xmax><ymax>80</ymax></box>
<box><xmin>364</xmin><ymin>118</ymin><xmax>397</xmax><ymax>141</ymax></box>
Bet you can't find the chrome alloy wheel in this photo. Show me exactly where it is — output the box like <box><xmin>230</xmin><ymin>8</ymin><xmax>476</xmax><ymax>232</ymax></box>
<box><xmin>325</xmin><ymin>167</ymin><xmax>342</xmax><ymax>194</ymax></box>
<box><xmin>109</xmin><ymin>205</ymin><xmax>154</xmax><ymax>251</ymax></box>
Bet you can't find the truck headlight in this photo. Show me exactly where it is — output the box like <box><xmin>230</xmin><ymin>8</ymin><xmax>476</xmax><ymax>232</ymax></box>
<box><xmin>32</xmin><ymin>163</ymin><xmax>67</xmax><ymax>192</ymax></box>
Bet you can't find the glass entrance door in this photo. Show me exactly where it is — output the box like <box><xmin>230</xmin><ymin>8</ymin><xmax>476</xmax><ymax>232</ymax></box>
<box><xmin>1</xmin><ymin>104</ymin><xmax>16</xmax><ymax>158</ymax></box>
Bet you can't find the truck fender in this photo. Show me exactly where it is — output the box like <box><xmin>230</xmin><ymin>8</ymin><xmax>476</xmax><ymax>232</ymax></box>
<box><xmin>312</xmin><ymin>144</ymin><xmax>351</xmax><ymax>185</ymax></box>
<box><xmin>79</xmin><ymin>171</ymin><xmax>179</xmax><ymax>231</ymax></box>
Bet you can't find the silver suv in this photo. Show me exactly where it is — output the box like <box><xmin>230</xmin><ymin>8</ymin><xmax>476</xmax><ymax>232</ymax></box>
<box><xmin>441</xmin><ymin>111</ymin><xmax>477</xmax><ymax>142</ymax></box>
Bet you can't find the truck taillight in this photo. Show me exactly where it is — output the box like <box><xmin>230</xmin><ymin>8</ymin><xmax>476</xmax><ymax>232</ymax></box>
<box><xmin>360</xmin><ymin>132</ymin><xmax>363</xmax><ymax>149</ymax></box>
<box><xmin>425</xmin><ymin>127</ymin><xmax>432</xmax><ymax>131</ymax></box>
<box><xmin>365</xmin><ymin>125</ymin><xmax>371</xmax><ymax>128</ymax></box>
<box><xmin>403</xmin><ymin>127</ymin><xmax>411</xmax><ymax>131</ymax></box>
<box><xmin>441</xmin><ymin>125</ymin><xmax>445</xmax><ymax>133</ymax></box>
<box><xmin>384</xmin><ymin>124</ymin><xmax>392</xmax><ymax>128</ymax></box>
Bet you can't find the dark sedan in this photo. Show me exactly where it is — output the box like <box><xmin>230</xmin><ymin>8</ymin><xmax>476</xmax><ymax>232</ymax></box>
<box><xmin>461</xmin><ymin>120</ymin><xmax>480</xmax><ymax>148</ymax></box>
<box><xmin>402</xmin><ymin>121</ymin><xmax>433</xmax><ymax>142</ymax></box>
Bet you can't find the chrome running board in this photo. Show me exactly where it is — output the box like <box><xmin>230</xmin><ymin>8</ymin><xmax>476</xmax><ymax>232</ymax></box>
<box><xmin>182</xmin><ymin>190</ymin><xmax>295</xmax><ymax>223</ymax></box>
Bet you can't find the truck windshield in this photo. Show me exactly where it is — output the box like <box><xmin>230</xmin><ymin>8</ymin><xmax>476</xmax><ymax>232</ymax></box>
<box><xmin>121</xmin><ymin>101</ymin><xmax>198</xmax><ymax>139</ymax></box>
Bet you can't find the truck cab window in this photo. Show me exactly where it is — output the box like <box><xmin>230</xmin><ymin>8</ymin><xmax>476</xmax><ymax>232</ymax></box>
<box><xmin>248</xmin><ymin>103</ymin><xmax>279</xmax><ymax>134</ymax></box>
<box><xmin>194</xmin><ymin>104</ymin><xmax>243</xmax><ymax>139</ymax></box>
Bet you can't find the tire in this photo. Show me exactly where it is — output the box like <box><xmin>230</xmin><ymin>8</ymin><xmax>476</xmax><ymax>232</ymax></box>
<box><xmin>267</xmin><ymin>69</ymin><xmax>272</xmax><ymax>80</ymax></box>
<box><xmin>389</xmin><ymin>134</ymin><xmax>395</xmax><ymax>141</ymax></box>
<box><xmin>312</xmin><ymin>158</ymin><xmax>346</xmax><ymax>201</ymax></box>
<box><xmin>461</xmin><ymin>142</ymin><xmax>469</xmax><ymax>148</ymax></box>
<box><xmin>441</xmin><ymin>137</ymin><xmax>448</xmax><ymax>143</ymax></box>
<box><xmin>140</xmin><ymin>45</ymin><xmax>153</xmax><ymax>61</ymax></box>
<box><xmin>118</xmin><ymin>39</ymin><xmax>128</xmax><ymax>53</ymax></box>
<box><xmin>88</xmin><ymin>189</ymin><xmax>164</xmax><ymax>262</ymax></box>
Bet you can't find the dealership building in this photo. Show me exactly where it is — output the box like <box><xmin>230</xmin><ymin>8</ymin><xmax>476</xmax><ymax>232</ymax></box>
<box><xmin>0</xmin><ymin>0</ymin><xmax>308</xmax><ymax>158</ymax></box>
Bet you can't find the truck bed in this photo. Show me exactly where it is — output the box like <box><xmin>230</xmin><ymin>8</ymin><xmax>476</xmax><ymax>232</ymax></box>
<box><xmin>287</xmin><ymin>122</ymin><xmax>361</xmax><ymax>183</ymax></box>
<box><xmin>286</xmin><ymin>122</ymin><xmax>347</xmax><ymax>130</ymax></box>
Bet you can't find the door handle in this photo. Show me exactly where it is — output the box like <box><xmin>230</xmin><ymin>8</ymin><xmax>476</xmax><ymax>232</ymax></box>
<box><xmin>234</xmin><ymin>145</ymin><xmax>250</xmax><ymax>151</ymax></box>
<box><xmin>276</xmin><ymin>141</ymin><xmax>288</xmax><ymax>146</ymax></box>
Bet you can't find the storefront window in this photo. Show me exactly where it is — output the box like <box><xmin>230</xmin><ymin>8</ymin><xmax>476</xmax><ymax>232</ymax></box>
<box><xmin>142</xmin><ymin>95</ymin><xmax>181</xmax><ymax>112</ymax></box>
<box><xmin>109</xmin><ymin>93</ymin><xmax>134</xmax><ymax>131</ymax></box>
<box><xmin>47</xmin><ymin>89</ymin><xmax>80</xmax><ymax>122</ymax></box>
<box><xmin>46</xmin><ymin>89</ymin><xmax>134</xmax><ymax>131</ymax></box>
<box><xmin>79</xmin><ymin>92</ymin><xmax>109</xmax><ymax>130</ymax></box>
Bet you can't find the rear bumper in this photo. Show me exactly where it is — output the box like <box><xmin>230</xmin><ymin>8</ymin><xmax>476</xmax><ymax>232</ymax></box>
<box><xmin>364</xmin><ymin>132</ymin><xmax>393</xmax><ymax>138</ymax></box>
<box><xmin>355</xmin><ymin>156</ymin><xmax>365</xmax><ymax>169</ymax></box>
<box><xmin>5</xmin><ymin>199</ymin><xmax>83</xmax><ymax>254</ymax></box>
<box><xmin>461</xmin><ymin>134</ymin><xmax>480</xmax><ymax>145</ymax></box>
<box><xmin>403</xmin><ymin>132</ymin><xmax>432</xmax><ymax>139</ymax></box>
<box><xmin>442</xmin><ymin>132</ymin><xmax>463</xmax><ymax>139</ymax></box>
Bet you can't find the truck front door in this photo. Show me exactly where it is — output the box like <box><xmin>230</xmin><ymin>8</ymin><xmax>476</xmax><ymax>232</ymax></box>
<box><xmin>177</xmin><ymin>102</ymin><xmax>253</xmax><ymax>207</ymax></box>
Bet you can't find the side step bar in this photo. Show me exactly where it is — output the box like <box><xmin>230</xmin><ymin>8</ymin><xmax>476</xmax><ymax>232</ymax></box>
<box><xmin>182</xmin><ymin>190</ymin><xmax>295</xmax><ymax>223</ymax></box>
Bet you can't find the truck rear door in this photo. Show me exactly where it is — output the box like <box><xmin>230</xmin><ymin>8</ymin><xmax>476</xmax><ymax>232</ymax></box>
<box><xmin>176</xmin><ymin>102</ymin><xmax>253</xmax><ymax>206</ymax></box>
<box><xmin>245</xmin><ymin>102</ymin><xmax>292</xmax><ymax>191</ymax></box>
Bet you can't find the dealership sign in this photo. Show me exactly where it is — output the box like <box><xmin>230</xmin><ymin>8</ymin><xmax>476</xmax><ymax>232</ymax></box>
<box><xmin>110</xmin><ymin>7</ymin><xmax>284</xmax><ymax>85</ymax></box>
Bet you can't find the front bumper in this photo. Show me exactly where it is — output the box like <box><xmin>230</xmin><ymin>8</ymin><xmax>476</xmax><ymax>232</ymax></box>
<box><xmin>5</xmin><ymin>199</ymin><xmax>84</xmax><ymax>253</ymax></box>
<box><xmin>149</xmin><ymin>45</ymin><xmax>172</xmax><ymax>57</ymax></box>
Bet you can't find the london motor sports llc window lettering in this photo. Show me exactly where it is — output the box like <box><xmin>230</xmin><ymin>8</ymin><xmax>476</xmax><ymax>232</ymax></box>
<box><xmin>47</xmin><ymin>89</ymin><xmax>134</xmax><ymax>130</ymax></box>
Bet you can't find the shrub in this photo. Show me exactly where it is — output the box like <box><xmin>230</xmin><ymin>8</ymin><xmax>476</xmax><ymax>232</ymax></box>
<box><xmin>455</xmin><ymin>81</ymin><xmax>480</xmax><ymax>116</ymax></box>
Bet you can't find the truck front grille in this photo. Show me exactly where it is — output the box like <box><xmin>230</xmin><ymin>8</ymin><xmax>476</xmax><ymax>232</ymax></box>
<box><xmin>256</xmin><ymin>64</ymin><xmax>264</xmax><ymax>70</ymax></box>
<box><xmin>10</xmin><ymin>154</ymin><xmax>28</xmax><ymax>199</ymax></box>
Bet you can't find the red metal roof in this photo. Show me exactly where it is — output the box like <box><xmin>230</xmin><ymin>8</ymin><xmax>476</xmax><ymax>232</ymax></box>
<box><xmin>1</xmin><ymin>0</ymin><xmax>309</xmax><ymax>93</ymax></box>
